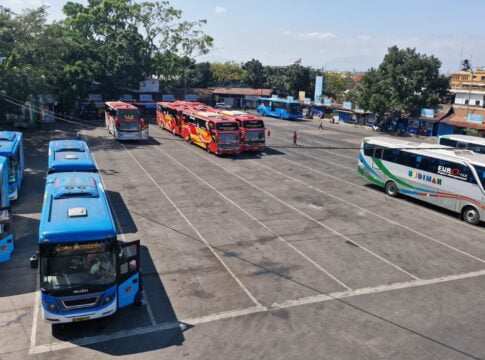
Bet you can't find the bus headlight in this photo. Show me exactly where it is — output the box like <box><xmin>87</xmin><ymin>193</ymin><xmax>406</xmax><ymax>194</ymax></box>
<box><xmin>42</xmin><ymin>300</ymin><xmax>57</xmax><ymax>312</ymax></box>
<box><xmin>103</xmin><ymin>295</ymin><xmax>113</xmax><ymax>305</ymax></box>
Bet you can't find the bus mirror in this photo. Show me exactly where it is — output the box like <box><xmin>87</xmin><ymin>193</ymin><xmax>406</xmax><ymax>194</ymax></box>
<box><xmin>30</xmin><ymin>253</ymin><xmax>38</xmax><ymax>269</ymax></box>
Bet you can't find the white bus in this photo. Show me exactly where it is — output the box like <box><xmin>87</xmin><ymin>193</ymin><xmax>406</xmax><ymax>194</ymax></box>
<box><xmin>358</xmin><ymin>136</ymin><xmax>485</xmax><ymax>225</ymax></box>
<box><xmin>438</xmin><ymin>134</ymin><xmax>485</xmax><ymax>154</ymax></box>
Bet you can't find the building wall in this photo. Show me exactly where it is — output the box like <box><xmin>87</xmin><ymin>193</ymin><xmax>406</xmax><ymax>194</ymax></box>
<box><xmin>451</xmin><ymin>70</ymin><xmax>485</xmax><ymax>88</ymax></box>
<box><xmin>454</xmin><ymin>92</ymin><xmax>485</xmax><ymax>106</ymax></box>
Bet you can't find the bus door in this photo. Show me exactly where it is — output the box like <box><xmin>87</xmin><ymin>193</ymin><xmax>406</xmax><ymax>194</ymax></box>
<box><xmin>117</xmin><ymin>240</ymin><xmax>141</xmax><ymax>308</ymax></box>
<box><xmin>371</xmin><ymin>147</ymin><xmax>384</xmax><ymax>172</ymax></box>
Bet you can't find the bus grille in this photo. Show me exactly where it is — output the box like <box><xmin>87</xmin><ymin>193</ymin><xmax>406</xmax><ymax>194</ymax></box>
<box><xmin>61</xmin><ymin>296</ymin><xmax>100</xmax><ymax>310</ymax></box>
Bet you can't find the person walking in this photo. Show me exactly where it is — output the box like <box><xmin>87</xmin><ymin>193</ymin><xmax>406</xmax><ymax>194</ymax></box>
<box><xmin>318</xmin><ymin>120</ymin><xmax>324</xmax><ymax>131</ymax></box>
<box><xmin>293</xmin><ymin>131</ymin><xmax>298</xmax><ymax>146</ymax></box>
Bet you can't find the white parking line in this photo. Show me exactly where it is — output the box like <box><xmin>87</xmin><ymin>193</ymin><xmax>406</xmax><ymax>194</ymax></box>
<box><xmin>179</xmin><ymin>142</ymin><xmax>420</xmax><ymax>281</ymax></box>
<box><xmin>29</xmin><ymin>269</ymin><xmax>485</xmax><ymax>354</ymax></box>
<box><xmin>121</xmin><ymin>144</ymin><xmax>263</xmax><ymax>308</ymax></box>
<box><xmin>153</xmin><ymin>145</ymin><xmax>351</xmax><ymax>291</ymax></box>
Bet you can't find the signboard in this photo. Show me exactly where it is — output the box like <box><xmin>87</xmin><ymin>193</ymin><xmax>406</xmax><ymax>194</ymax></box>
<box><xmin>323</xmin><ymin>98</ymin><xmax>332</xmax><ymax>105</ymax></box>
<box><xmin>244</xmin><ymin>95</ymin><xmax>258</xmax><ymax>100</ymax></box>
<box><xmin>271</xmin><ymin>95</ymin><xmax>278</xmax><ymax>99</ymax></box>
<box><xmin>421</xmin><ymin>108</ymin><xmax>435</xmax><ymax>118</ymax></box>
<box><xmin>304</xmin><ymin>98</ymin><xmax>311</xmax><ymax>104</ymax></box>
<box><xmin>467</xmin><ymin>113</ymin><xmax>484</xmax><ymax>124</ymax></box>
<box><xmin>314</xmin><ymin>76</ymin><xmax>323</xmax><ymax>101</ymax></box>
<box><xmin>298</xmin><ymin>91</ymin><xmax>306</xmax><ymax>102</ymax></box>
<box><xmin>287</xmin><ymin>96</ymin><xmax>294</xmax><ymax>101</ymax></box>
<box><xmin>184</xmin><ymin>94</ymin><xmax>198</xmax><ymax>102</ymax></box>
<box><xmin>120</xmin><ymin>94</ymin><xmax>133</xmax><ymax>101</ymax></box>
<box><xmin>314</xmin><ymin>95</ymin><xmax>323</xmax><ymax>104</ymax></box>
<box><xmin>162</xmin><ymin>94</ymin><xmax>175</xmax><ymax>102</ymax></box>
<box><xmin>343</xmin><ymin>101</ymin><xmax>352</xmax><ymax>109</ymax></box>
<box><xmin>88</xmin><ymin>94</ymin><xmax>102</xmax><ymax>101</ymax></box>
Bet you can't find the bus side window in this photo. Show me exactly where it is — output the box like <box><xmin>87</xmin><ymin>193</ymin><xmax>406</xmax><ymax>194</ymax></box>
<box><xmin>440</xmin><ymin>138</ymin><xmax>457</xmax><ymax>147</ymax></box>
<box><xmin>457</xmin><ymin>142</ymin><xmax>467</xmax><ymax>149</ymax></box>
<box><xmin>374</xmin><ymin>148</ymin><xmax>383</xmax><ymax>159</ymax></box>
<box><xmin>363</xmin><ymin>143</ymin><xmax>375</xmax><ymax>156</ymax></box>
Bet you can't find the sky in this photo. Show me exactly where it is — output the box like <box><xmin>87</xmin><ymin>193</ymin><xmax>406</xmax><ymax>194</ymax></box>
<box><xmin>4</xmin><ymin>0</ymin><xmax>485</xmax><ymax>72</ymax></box>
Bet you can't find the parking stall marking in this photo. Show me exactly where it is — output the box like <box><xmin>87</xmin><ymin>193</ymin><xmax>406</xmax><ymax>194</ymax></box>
<box><xmin>274</xmin><ymin>148</ymin><xmax>485</xmax><ymax>236</ymax></box>
<box><xmin>28</xmin><ymin>269</ymin><xmax>485</xmax><ymax>355</ymax></box>
<box><xmin>120</xmin><ymin>143</ymin><xmax>264</xmax><ymax>309</ymax></box>
<box><xmin>152</xmin><ymin>144</ymin><xmax>351</xmax><ymax>291</ymax></box>
<box><xmin>172</xmin><ymin>137</ymin><xmax>420</xmax><ymax>281</ymax></box>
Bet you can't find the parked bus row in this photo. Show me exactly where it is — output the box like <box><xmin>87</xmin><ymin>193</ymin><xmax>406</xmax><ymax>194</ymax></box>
<box><xmin>0</xmin><ymin>131</ymin><xmax>24</xmax><ymax>263</ymax></box>
<box><xmin>32</xmin><ymin>139</ymin><xmax>142</xmax><ymax>324</ymax></box>
<box><xmin>359</xmin><ymin>136</ymin><xmax>485</xmax><ymax>225</ymax></box>
<box><xmin>156</xmin><ymin>101</ymin><xmax>266</xmax><ymax>154</ymax></box>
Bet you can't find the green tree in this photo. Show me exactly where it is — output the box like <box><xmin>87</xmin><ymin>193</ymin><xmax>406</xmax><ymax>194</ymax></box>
<box><xmin>353</xmin><ymin>46</ymin><xmax>450</xmax><ymax>117</ymax></box>
<box><xmin>210</xmin><ymin>62</ymin><xmax>245</xmax><ymax>85</ymax></box>
<box><xmin>242</xmin><ymin>59</ymin><xmax>264</xmax><ymax>88</ymax></box>
<box><xmin>324</xmin><ymin>72</ymin><xmax>351</xmax><ymax>102</ymax></box>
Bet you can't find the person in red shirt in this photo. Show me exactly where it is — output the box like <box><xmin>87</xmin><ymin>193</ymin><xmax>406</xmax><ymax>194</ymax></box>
<box><xmin>293</xmin><ymin>131</ymin><xmax>298</xmax><ymax>146</ymax></box>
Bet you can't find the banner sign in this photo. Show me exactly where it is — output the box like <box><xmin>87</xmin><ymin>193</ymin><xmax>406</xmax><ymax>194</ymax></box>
<box><xmin>343</xmin><ymin>101</ymin><xmax>352</xmax><ymax>109</ymax></box>
<box><xmin>162</xmin><ymin>94</ymin><xmax>175</xmax><ymax>102</ymax></box>
<box><xmin>421</xmin><ymin>108</ymin><xmax>435</xmax><ymax>118</ymax></box>
<box><xmin>467</xmin><ymin>113</ymin><xmax>484</xmax><ymax>123</ymax></box>
<box><xmin>314</xmin><ymin>76</ymin><xmax>323</xmax><ymax>102</ymax></box>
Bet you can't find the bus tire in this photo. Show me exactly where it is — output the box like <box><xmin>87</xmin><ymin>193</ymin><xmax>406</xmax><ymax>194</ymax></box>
<box><xmin>134</xmin><ymin>291</ymin><xmax>143</xmax><ymax>306</ymax></box>
<box><xmin>385</xmin><ymin>181</ymin><xmax>399</xmax><ymax>197</ymax></box>
<box><xmin>462</xmin><ymin>206</ymin><xmax>480</xmax><ymax>225</ymax></box>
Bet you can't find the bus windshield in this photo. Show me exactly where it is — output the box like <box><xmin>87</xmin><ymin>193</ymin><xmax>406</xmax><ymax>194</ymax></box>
<box><xmin>245</xmin><ymin>130</ymin><xmax>265</xmax><ymax>142</ymax></box>
<box><xmin>218</xmin><ymin>133</ymin><xmax>239</xmax><ymax>144</ymax></box>
<box><xmin>474</xmin><ymin>165</ymin><xmax>485</xmax><ymax>188</ymax></box>
<box><xmin>117</xmin><ymin>109</ymin><xmax>140</xmax><ymax>122</ymax></box>
<box><xmin>41</xmin><ymin>243</ymin><xmax>116</xmax><ymax>291</ymax></box>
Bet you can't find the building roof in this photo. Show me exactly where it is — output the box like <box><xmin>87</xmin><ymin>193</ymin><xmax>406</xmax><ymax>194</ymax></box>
<box><xmin>212</xmin><ymin>88</ymin><xmax>273</xmax><ymax>96</ymax></box>
<box><xmin>442</xmin><ymin>107</ymin><xmax>485</xmax><ymax>130</ymax></box>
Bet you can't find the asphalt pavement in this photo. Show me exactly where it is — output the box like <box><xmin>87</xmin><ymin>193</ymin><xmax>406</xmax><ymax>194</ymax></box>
<box><xmin>0</xmin><ymin>116</ymin><xmax>484</xmax><ymax>360</ymax></box>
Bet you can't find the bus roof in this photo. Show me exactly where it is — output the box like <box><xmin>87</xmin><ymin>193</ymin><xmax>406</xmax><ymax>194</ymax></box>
<box><xmin>440</xmin><ymin>134</ymin><xmax>485</xmax><ymax>146</ymax></box>
<box><xmin>39</xmin><ymin>172</ymin><xmax>117</xmax><ymax>243</ymax></box>
<box><xmin>0</xmin><ymin>131</ymin><xmax>22</xmax><ymax>157</ymax></box>
<box><xmin>195</xmin><ymin>112</ymin><xmax>236</xmax><ymax>123</ymax></box>
<box><xmin>105</xmin><ymin>101</ymin><xmax>138</xmax><ymax>110</ymax></box>
<box><xmin>364</xmin><ymin>136</ymin><xmax>485</xmax><ymax>166</ymax></box>
<box><xmin>219</xmin><ymin>111</ymin><xmax>262</xmax><ymax>121</ymax></box>
<box><xmin>48</xmin><ymin>140</ymin><xmax>97</xmax><ymax>174</ymax></box>
<box><xmin>258</xmin><ymin>97</ymin><xmax>300</xmax><ymax>104</ymax></box>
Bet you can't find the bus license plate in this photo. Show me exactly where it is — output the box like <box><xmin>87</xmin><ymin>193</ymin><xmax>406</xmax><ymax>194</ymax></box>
<box><xmin>73</xmin><ymin>316</ymin><xmax>90</xmax><ymax>322</ymax></box>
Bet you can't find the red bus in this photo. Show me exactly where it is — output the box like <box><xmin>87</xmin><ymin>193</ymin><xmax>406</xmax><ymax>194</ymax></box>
<box><xmin>183</xmin><ymin>112</ymin><xmax>241</xmax><ymax>155</ymax></box>
<box><xmin>105</xmin><ymin>101</ymin><xmax>149</xmax><ymax>141</ymax></box>
<box><xmin>156</xmin><ymin>101</ymin><xmax>186</xmax><ymax>136</ymax></box>
<box><xmin>219</xmin><ymin>111</ymin><xmax>266</xmax><ymax>152</ymax></box>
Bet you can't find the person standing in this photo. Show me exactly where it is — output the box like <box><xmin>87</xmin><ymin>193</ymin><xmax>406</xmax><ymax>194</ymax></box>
<box><xmin>293</xmin><ymin>131</ymin><xmax>298</xmax><ymax>146</ymax></box>
<box><xmin>318</xmin><ymin>120</ymin><xmax>324</xmax><ymax>130</ymax></box>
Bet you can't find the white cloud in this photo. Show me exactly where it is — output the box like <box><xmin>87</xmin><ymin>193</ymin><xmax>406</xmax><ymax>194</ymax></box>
<box><xmin>215</xmin><ymin>5</ymin><xmax>227</xmax><ymax>14</ymax></box>
<box><xmin>283</xmin><ymin>30</ymin><xmax>336</xmax><ymax>40</ymax></box>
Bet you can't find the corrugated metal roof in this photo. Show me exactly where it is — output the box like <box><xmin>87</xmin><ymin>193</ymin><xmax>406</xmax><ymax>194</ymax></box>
<box><xmin>212</xmin><ymin>88</ymin><xmax>273</xmax><ymax>96</ymax></box>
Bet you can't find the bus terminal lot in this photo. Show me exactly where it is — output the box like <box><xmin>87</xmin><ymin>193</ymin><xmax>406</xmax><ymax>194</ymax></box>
<box><xmin>1</xmin><ymin>118</ymin><xmax>485</xmax><ymax>360</ymax></box>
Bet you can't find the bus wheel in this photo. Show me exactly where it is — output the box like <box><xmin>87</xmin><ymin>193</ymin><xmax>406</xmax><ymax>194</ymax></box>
<box><xmin>462</xmin><ymin>206</ymin><xmax>480</xmax><ymax>225</ymax></box>
<box><xmin>385</xmin><ymin>181</ymin><xmax>399</xmax><ymax>197</ymax></box>
<box><xmin>134</xmin><ymin>291</ymin><xmax>143</xmax><ymax>306</ymax></box>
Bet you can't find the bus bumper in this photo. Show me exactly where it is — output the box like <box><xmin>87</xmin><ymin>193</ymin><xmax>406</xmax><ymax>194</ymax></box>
<box><xmin>42</xmin><ymin>297</ymin><xmax>117</xmax><ymax>323</ymax></box>
<box><xmin>242</xmin><ymin>144</ymin><xmax>265</xmax><ymax>152</ymax></box>
<box><xmin>116</xmin><ymin>130</ymin><xmax>149</xmax><ymax>141</ymax></box>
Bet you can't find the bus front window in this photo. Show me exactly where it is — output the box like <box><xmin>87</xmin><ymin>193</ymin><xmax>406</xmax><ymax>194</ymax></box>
<box><xmin>474</xmin><ymin>166</ymin><xmax>485</xmax><ymax>189</ymax></box>
<box><xmin>41</xmin><ymin>249</ymin><xmax>116</xmax><ymax>291</ymax></box>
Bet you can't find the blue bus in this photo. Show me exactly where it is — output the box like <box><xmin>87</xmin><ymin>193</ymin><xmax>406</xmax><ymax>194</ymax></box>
<box><xmin>48</xmin><ymin>140</ymin><xmax>97</xmax><ymax>174</ymax></box>
<box><xmin>0</xmin><ymin>157</ymin><xmax>13</xmax><ymax>263</ymax></box>
<box><xmin>0</xmin><ymin>132</ymin><xmax>24</xmax><ymax>201</ymax></box>
<box><xmin>36</xmin><ymin>172</ymin><xmax>141</xmax><ymax>323</ymax></box>
<box><xmin>257</xmin><ymin>98</ymin><xmax>303</xmax><ymax>120</ymax></box>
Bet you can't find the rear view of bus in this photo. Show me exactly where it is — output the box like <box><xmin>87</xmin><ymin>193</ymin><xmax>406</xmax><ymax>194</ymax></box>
<box><xmin>0</xmin><ymin>131</ymin><xmax>24</xmax><ymax>201</ymax></box>
<box><xmin>37</xmin><ymin>172</ymin><xmax>141</xmax><ymax>323</ymax></box>
<box><xmin>105</xmin><ymin>101</ymin><xmax>149</xmax><ymax>141</ymax></box>
<box><xmin>220</xmin><ymin>111</ymin><xmax>266</xmax><ymax>152</ymax></box>
<box><xmin>48</xmin><ymin>140</ymin><xmax>97</xmax><ymax>174</ymax></box>
<box><xmin>358</xmin><ymin>136</ymin><xmax>485</xmax><ymax>225</ymax></box>
<box><xmin>0</xmin><ymin>157</ymin><xmax>13</xmax><ymax>263</ymax></box>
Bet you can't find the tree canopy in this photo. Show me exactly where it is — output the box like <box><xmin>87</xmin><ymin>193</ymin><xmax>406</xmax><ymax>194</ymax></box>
<box><xmin>351</xmin><ymin>46</ymin><xmax>450</xmax><ymax>117</ymax></box>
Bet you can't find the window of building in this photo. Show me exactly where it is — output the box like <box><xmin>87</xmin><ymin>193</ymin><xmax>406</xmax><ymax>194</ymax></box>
<box><xmin>476</xmin><ymin>100</ymin><xmax>481</xmax><ymax>106</ymax></box>
<box><xmin>465</xmin><ymin>99</ymin><xmax>469</xmax><ymax>105</ymax></box>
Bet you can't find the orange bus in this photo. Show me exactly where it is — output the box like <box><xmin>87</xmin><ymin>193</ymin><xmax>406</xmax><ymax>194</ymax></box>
<box><xmin>219</xmin><ymin>111</ymin><xmax>266</xmax><ymax>152</ymax></box>
<box><xmin>105</xmin><ymin>101</ymin><xmax>149</xmax><ymax>141</ymax></box>
<box><xmin>183</xmin><ymin>112</ymin><xmax>241</xmax><ymax>155</ymax></box>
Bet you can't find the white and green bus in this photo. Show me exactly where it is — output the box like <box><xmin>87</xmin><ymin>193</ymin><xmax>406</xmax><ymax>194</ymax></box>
<box><xmin>438</xmin><ymin>134</ymin><xmax>485</xmax><ymax>154</ymax></box>
<box><xmin>358</xmin><ymin>136</ymin><xmax>485</xmax><ymax>225</ymax></box>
